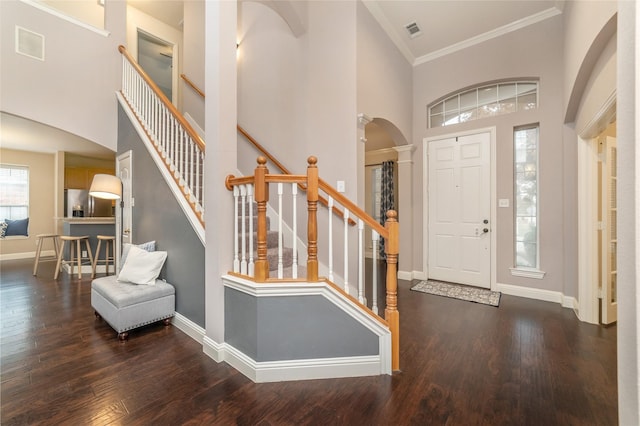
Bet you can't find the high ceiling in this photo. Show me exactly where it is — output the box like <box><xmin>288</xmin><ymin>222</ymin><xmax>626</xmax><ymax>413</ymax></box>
<box><xmin>3</xmin><ymin>1</ymin><xmax>566</xmax><ymax>156</ymax></box>
<box><xmin>364</xmin><ymin>0</ymin><xmax>564</xmax><ymax>66</ymax></box>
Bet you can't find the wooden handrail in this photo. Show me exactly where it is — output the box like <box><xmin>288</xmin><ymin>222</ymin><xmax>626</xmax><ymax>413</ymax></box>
<box><xmin>226</xmin><ymin>156</ymin><xmax>400</xmax><ymax>370</ymax></box>
<box><xmin>180</xmin><ymin>74</ymin><xmax>205</xmax><ymax>98</ymax></box>
<box><xmin>237</xmin><ymin>125</ymin><xmax>355</xmax><ymax>226</ymax></box>
<box><xmin>318</xmin><ymin>178</ymin><xmax>387</xmax><ymax>237</ymax></box>
<box><xmin>119</xmin><ymin>45</ymin><xmax>206</xmax><ymax>152</ymax></box>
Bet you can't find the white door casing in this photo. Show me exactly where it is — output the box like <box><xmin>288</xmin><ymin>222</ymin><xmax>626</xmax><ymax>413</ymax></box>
<box><xmin>116</xmin><ymin>151</ymin><xmax>133</xmax><ymax>269</ymax></box>
<box><xmin>424</xmin><ymin>129</ymin><xmax>495</xmax><ymax>289</ymax></box>
<box><xmin>600</xmin><ymin>136</ymin><xmax>617</xmax><ymax>324</ymax></box>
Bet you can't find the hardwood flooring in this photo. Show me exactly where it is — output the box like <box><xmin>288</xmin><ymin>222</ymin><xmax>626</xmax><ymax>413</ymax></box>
<box><xmin>1</xmin><ymin>259</ymin><xmax>617</xmax><ymax>425</ymax></box>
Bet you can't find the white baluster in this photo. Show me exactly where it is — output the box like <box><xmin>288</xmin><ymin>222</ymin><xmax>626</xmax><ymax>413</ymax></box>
<box><xmin>328</xmin><ymin>196</ymin><xmax>334</xmax><ymax>282</ymax></box>
<box><xmin>240</xmin><ymin>185</ymin><xmax>247</xmax><ymax>275</ymax></box>
<box><xmin>277</xmin><ymin>183</ymin><xmax>283</xmax><ymax>279</ymax></box>
<box><xmin>233</xmin><ymin>186</ymin><xmax>240</xmax><ymax>273</ymax></box>
<box><xmin>358</xmin><ymin>219</ymin><xmax>364</xmax><ymax>304</ymax></box>
<box><xmin>344</xmin><ymin>208</ymin><xmax>350</xmax><ymax>293</ymax></box>
<box><xmin>248</xmin><ymin>185</ymin><xmax>255</xmax><ymax>276</ymax></box>
<box><xmin>292</xmin><ymin>183</ymin><xmax>298</xmax><ymax>279</ymax></box>
<box><xmin>372</xmin><ymin>230</ymin><xmax>379</xmax><ymax>315</ymax></box>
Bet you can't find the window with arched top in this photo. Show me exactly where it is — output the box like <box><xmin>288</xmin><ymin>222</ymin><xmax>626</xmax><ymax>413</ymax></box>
<box><xmin>428</xmin><ymin>80</ymin><xmax>538</xmax><ymax>128</ymax></box>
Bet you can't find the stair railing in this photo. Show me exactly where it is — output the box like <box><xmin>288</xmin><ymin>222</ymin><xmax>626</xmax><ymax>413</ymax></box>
<box><xmin>119</xmin><ymin>46</ymin><xmax>205</xmax><ymax>224</ymax></box>
<box><xmin>179</xmin><ymin>71</ymin><xmax>354</xmax><ymax>229</ymax></box>
<box><xmin>237</xmin><ymin>125</ymin><xmax>356</xmax><ymax>227</ymax></box>
<box><xmin>226</xmin><ymin>156</ymin><xmax>400</xmax><ymax>371</ymax></box>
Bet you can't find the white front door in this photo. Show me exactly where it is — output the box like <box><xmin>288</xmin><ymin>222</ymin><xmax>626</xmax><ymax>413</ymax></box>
<box><xmin>428</xmin><ymin>132</ymin><xmax>491</xmax><ymax>288</ymax></box>
<box><xmin>116</xmin><ymin>151</ymin><xmax>133</xmax><ymax>263</ymax></box>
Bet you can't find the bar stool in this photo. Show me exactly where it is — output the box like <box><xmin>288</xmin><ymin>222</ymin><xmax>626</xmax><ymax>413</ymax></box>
<box><xmin>33</xmin><ymin>233</ymin><xmax>60</xmax><ymax>276</ymax></box>
<box><xmin>54</xmin><ymin>235</ymin><xmax>93</xmax><ymax>280</ymax></box>
<box><xmin>92</xmin><ymin>235</ymin><xmax>116</xmax><ymax>278</ymax></box>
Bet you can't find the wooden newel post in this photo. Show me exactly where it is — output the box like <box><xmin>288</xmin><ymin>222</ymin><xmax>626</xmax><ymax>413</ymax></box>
<box><xmin>384</xmin><ymin>210</ymin><xmax>400</xmax><ymax>371</ymax></box>
<box><xmin>254</xmin><ymin>157</ymin><xmax>269</xmax><ymax>282</ymax></box>
<box><xmin>306</xmin><ymin>156</ymin><xmax>319</xmax><ymax>281</ymax></box>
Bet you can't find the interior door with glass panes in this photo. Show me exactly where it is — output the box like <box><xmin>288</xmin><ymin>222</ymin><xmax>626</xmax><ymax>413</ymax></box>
<box><xmin>600</xmin><ymin>136</ymin><xmax>617</xmax><ymax>324</ymax></box>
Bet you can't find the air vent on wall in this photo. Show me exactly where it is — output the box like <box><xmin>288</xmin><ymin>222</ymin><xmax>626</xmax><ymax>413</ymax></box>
<box><xmin>15</xmin><ymin>26</ymin><xmax>45</xmax><ymax>61</ymax></box>
<box><xmin>404</xmin><ymin>21</ymin><xmax>422</xmax><ymax>39</ymax></box>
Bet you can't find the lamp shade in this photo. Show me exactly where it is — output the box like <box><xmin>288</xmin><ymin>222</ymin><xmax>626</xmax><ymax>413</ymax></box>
<box><xmin>89</xmin><ymin>174</ymin><xmax>122</xmax><ymax>200</ymax></box>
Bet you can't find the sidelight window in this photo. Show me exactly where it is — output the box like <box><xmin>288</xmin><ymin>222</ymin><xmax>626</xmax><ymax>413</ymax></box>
<box><xmin>513</xmin><ymin>125</ymin><xmax>540</xmax><ymax>271</ymax></box>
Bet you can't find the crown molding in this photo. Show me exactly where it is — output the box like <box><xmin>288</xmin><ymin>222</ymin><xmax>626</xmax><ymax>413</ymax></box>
<box><xmin>414</xmin><ymin>6</ymin><xmax>562</xmax><ymax>66</ymax></box>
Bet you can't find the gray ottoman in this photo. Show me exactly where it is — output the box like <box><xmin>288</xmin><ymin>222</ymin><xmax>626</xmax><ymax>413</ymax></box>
<box><xmin>91</xmin><ymin>275</ymin><xmax>175</xmax><ymax>340</ymax></box>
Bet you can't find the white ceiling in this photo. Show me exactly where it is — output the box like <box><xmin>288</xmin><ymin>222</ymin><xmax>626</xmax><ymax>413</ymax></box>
<box><xmin>364</xmin><ymin>0</ymin><xmax>564</xmax><ymax>65</ymax></box>
<box><xmin>128</xmin><ymin>0</ymin><xmax>184</xmax><ymax>30</ymax></box>
<box><xmin>1</xmin><ymin>112</ymin><xmax>115</xmax><ymax>160</ymax></box>
<box><xmin>3</xmin><ymin>1</ymin><xmax>567</xmax><ymax>157</ymax></box>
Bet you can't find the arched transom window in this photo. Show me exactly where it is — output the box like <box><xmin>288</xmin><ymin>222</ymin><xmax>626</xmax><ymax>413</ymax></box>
<box><xmin>428</xmin><ymin>80</ymin><xmax>538</xmax><ymax>128</ymax></box>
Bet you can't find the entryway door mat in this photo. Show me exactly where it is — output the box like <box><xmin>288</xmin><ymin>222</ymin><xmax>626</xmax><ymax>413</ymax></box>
<box><xmin>410</xmin><ymin>280</ymin><xmax>501</xmax><ymax>307</ymax></box>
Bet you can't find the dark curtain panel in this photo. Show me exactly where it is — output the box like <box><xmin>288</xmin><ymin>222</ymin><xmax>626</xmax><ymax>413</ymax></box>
<box><xmin>379</xmin><ymin>160</ymin><xmax>395</xmax><ymax>259</ymax></box>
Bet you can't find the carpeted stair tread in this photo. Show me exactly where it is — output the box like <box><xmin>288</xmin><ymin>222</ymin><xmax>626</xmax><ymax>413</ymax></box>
<box><xmin>237</xmin><ymin>230</ymin><xmax>279</xmax><ymax>249</ymax></box>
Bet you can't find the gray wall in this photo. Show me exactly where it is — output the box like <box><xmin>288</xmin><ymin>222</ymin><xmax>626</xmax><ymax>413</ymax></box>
<box><xmin>412</xmin><ymin>15</ymin><xmax>569</xmax><ymax>294</ymax></box>
<box><xmin>118</xmin><ymin>104</ymin><xmax>205</xmax><ymax>327</ymax></box>
<box><xmin>225</xmin><ymin>287</ymin><xmax>379</xmax><ymax>362</ymax></box>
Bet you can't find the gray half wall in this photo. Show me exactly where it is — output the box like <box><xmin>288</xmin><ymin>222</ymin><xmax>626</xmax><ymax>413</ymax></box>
<box><xmin>225</xmin><ymin>287</ymin><xmax>379</xmax><ymax>362</ymax></box>
<box><xmin>117</xmin><ymin>104</ymin><xmax>205</xmax><ymax>327</ymax></box>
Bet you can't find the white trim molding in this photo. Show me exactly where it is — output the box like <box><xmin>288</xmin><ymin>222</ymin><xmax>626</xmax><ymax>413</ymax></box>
<box><xmin>496</xmin><ymin>282</ymin><xmax>578</xmax><ymax>311</ymax></box>
<box><xmin>224</xmin><ymin>344</ymin><xmax>386</xmax><ymax>383</ymax></box>
<box><xmin>172</xmin><ymin>312</ymin><xmax>206</xmax><ymax>344</ymax></box>
<box><xmin>413</xmin><ymin>7</ymin><xmax>562</xmax><ymax>66</ymax></box>
<box><xmin>19</xmin><ymin>0</ymin><xmax>110</xmax><ymax>37</ymax></box>
<box><xmin>509</xmin><ymin>267</ymin><xmax>546</xmax><ymax>279</ymax></box>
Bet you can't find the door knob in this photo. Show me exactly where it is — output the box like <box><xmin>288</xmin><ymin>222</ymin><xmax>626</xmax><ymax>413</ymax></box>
<box><xmin>483</xmin><ymin>219</ymin><xmax>489</xmax><ymax>224</ymax></box>
<box><xmin>483</xmin><ymin>228</ymin><xmax>489</xmax><ymax>233</ymax></box>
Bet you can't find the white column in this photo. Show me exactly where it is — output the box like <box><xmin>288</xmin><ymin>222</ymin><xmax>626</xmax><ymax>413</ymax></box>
<box><xmin>617</xmin><ymin>2</ymin><xmax>640</xmax><ymax>424</ymax></box>
<box><xmin>394</xmin><ymin>144</ymin><xmax>416</xmax><ymax>280</ymax></box>
<box><xmin>204</xmin><ymin>0</ymin><xmax>237</xmax><ymax>360</ymax></box>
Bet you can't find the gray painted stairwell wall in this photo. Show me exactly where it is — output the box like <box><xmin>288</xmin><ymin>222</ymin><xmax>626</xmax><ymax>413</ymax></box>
<box><xmin>117</xmin><ymin>104</ymin><xmax>205</xmax><ymax>327</ymax></box>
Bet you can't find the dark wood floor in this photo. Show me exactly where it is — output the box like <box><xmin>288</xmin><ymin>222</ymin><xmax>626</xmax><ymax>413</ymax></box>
<box><xmin>1</xmin><ymin>258</ymin><xmax>617</xmax><ymax>425</ymax></box>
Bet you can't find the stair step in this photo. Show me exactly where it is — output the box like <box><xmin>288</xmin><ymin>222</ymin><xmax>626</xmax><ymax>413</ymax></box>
<box><xmin>266</xmin><ymin>246</ymin><xmax>294</xmax><ymax>271</ymax></box>
<box><xmin>238</xmin><ymin>230</ymin><xmax>279</xmax><ymax>250</ymax></box>
<box><xmin>237</xmin><ymin>216</ymin><xmax>270</xmax><ymax>230</ymax></box>
<box><xmin>270</xmin><ymin>264</ymin><xmax>308</xmax><ymax>279</ymax></box>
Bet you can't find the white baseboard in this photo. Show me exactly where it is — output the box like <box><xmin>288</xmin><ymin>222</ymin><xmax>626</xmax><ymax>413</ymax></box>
<box><xmin>496</xmin><ymin>282</ymin><xmax>578</xmax><ymax>310</ymax></box>
<box><xmin>172</xmin><ymin>312</ymin><xmax>205</xmax><ymax>344</ymax></box>
<box><xmin>397</xmin><ymin>270</ymin><xmax>413</xmax><ymax>281</ymax></box>
<box><xmin>412</xmin><ymin>270</ymin><xmax>427</xmax><ymax>280</ymax></box>
<box><xmin>562</xmin><ymin>295</ymin><xmax>579</xmax><ymax>310</ymax></box>
<box><xmin>0</xmin><ymin>249</ymin><xmax>55</xmax><ymax>261</ymax></box>
<box><xmin>223</xmin><ymin>343</ymin><xmax>386</xmax><ymax>383</ymax></box>
<box><xmin>203</xmin><ymin>335</ymin><xmax>225</xmax><ymax>363</ymax></box>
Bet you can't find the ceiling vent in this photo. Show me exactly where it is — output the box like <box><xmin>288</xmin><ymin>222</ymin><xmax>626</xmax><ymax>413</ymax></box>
<box><xmin>404</xmin><ymin>21</ymin><xmax>422</xmax><ymax>39</ymax></box>
<box><xmin>15</xmin><ymin>26</ymin><xmax>44</xmax><ymax>61</ymax></box>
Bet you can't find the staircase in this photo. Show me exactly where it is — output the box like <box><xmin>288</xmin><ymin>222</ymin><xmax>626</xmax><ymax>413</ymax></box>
<box><xmin>236</xmin><ymin>200</ymin><xmax>304</xmax><ymax>278</ymax></box>
<box><xmin>118</xmin><ymin>44</ymin><xmax>400</xmax><ymax>372</ymax></box>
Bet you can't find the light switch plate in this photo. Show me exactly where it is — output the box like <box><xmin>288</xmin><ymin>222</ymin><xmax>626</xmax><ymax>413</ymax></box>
<box><xmin>337</xmin><ymin>181</ymin><xmax>345</xmax><ymax>193</ymax></box>
<box><xmin>499</xmin><ymin>199</ymin><xmax>510</xmax><ymax>208</ymax></box>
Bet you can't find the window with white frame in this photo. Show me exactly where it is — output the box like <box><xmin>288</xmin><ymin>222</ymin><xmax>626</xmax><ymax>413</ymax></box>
<box><xmin>0</xmin><ymin>165</ymin><xmax>29</xmax><ymax>220</ymax></box>
<box><xmin>428</xmin><ymin>80</ymin><xmax>538</xmax><ymax>128</ymax></box>
<box><xmin>514</xmin><ymin>125</ymin><xmax>539</xmax><ymax>269</ymax></box>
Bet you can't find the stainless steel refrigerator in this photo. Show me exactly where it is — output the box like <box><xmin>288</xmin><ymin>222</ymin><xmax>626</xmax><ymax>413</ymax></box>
<box><xmin>64</xmin><ymin>189</ymin><xmax>114</xmax><ymax>217</ymax></box>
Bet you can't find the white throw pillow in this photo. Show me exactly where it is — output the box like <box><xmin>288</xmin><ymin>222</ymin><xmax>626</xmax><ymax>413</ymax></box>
<box><xmin>119</xmin><ymin>240</ymin><xmax>156</xmax><ymax>272</ymax></box>
<box><xmin>117</xmin><ymin>245</ymin><xmax>167</xmax><ymax>285</ymax></box>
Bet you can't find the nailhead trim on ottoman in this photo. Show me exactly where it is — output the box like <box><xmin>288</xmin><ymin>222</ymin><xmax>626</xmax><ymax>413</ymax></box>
<box><xmin>91</xmin><ymin>275</ymin><xmax>175</xmax><ymax>340</ymax></box>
